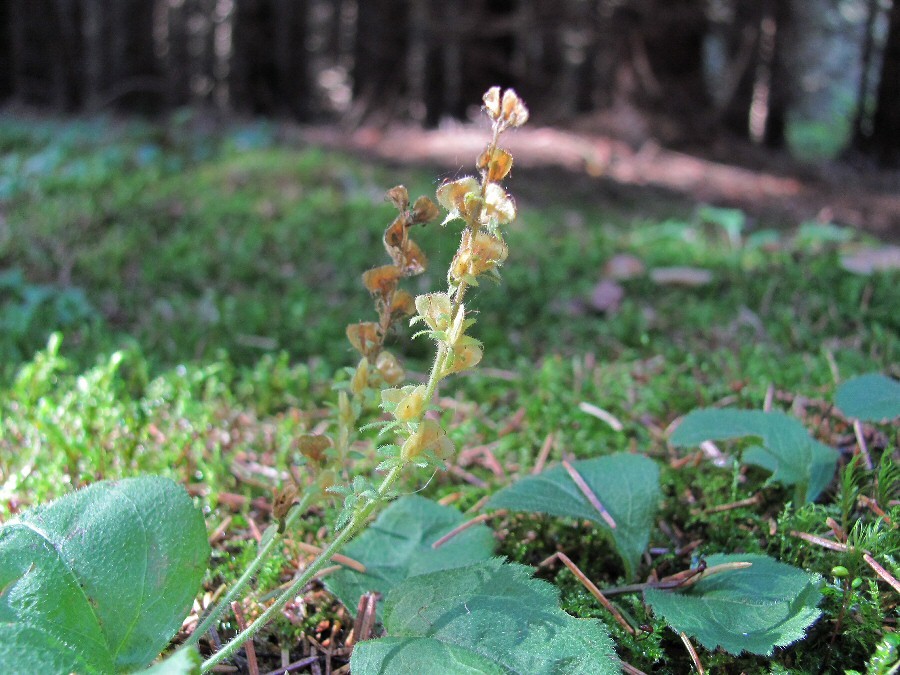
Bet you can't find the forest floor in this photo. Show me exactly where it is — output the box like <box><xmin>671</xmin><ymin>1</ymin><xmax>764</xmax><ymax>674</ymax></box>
<box><xmin>301</xmin><ymin>122</ymin><xmax>900</xmax><ymax>240</ymax></box>
<box><xmin>1</xmin><ymin>114</ymin><xmax>897</xmax><ymax>673</ymax></box>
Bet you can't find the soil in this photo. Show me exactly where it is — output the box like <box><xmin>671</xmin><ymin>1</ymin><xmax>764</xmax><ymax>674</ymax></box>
<box><xmin>298</xmin><ymin>123</ymin><xmax>900</xmax><ymax>240</ymax></box>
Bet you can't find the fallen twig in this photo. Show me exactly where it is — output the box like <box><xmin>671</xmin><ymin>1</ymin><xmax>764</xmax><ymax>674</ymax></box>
<box><xmin>853</xmin><ymin>419</ymin><xmax>874</xmax><ymax>470</ymax></box>
<box><xmin>432</xmin><ymin>510</ymin><xmax>507</xmax><ymax>549</ymax></box>
<box><xmin>790</xmin><ymin>530</ymin><xmax>849</xmax><ymax>553</ymax></box>
<box><xmin>293</xmin><ymin>542</ymin><xmax>367</xmax><ymax>573</ymax></box>
<box><xmin>680</xmin><ymin>631</ymin><xmax>705</xmax><ymax>674</ymax></box>
<box><xmin>532</xmin><ymin>432</ymin><xmax>555</xmax><ymax>475</ymax></box>
<box><xmin>704</xmin><ymin>494</ymin><xmax>761</xmax><ymax>514</ymax></box>
<box><xmin>863</xmin><ymin>553</ymin><xmax>900</xmax><ymax>595</ymax></box>
<box><xmin>231</xmin><ymin>601</ymin><xmax>259</xmax><ymax>675</ymax></box>
<box><xmin>562</xmin><ymin>460</ymin><xmax>616</xmax><ymax>529</ymax></box>
<box><xmin>578</xmin><ymin>401</ymin><xmax>624</xmax><ymax>432</ymax></box>
<box><xmin>544</xmin><ymin>551</ymin><xmax>635</xmax><ymax>635</ymax></box>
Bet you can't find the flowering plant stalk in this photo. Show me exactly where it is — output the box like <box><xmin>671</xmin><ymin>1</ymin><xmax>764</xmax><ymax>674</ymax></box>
<box><xmin>197</xmin><ymin>87</ymin><xmax>528</xmax><ymax>672</ymax></box>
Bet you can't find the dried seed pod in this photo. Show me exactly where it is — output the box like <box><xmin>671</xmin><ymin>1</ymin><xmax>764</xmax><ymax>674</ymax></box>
<box><xmin>500</xmin><ymin>89</ymin><xmax>529</xmax><ymax>127</ymax></box>
<box><xmin>298</xmin><ymin>434</ymin><xmax>333</xmax><ymax>463</ymax></box>
<box><xmin>362</xmin><ymin>265</ymin><xmax>402</xmax><ymax>296</ymax></box>
<box><xmin>483</xmin><ymin>87</ymin><xmax>501</xmax><ymax>120</ymax></box>
<box><xmin>450</xmin><ymin>231</ymin><xmax>508</xmax><ymax>279</ymax></box>
<box><xmin>346</xmin><ymin>322</ymin><xmax>381</xmax><ymax>357</ymax></box>
<box><xmin>383</xmin><ymin>215</ymin><xmax>408</xmax><ymax>263</ymax></box>
<box><xmin>400</xmin><ymin>239</ymin><xmax>428</xmax><ymax>276</ymax></box>
<box><xmin>477</xmin><ymin>147</ymin><xmax>514</xmax><ymax>183</ymax></box>
<box><xmin>386</xmin><ymin>185</ymin><xmax>409</xmax><ymax>212</ymax></box>
<box><xmin>376</xmin><ymin>350</ymin><xmax>405</xmax><ymax>385</ymax></box>
<box><xmin>410</xmin><ymin>196</ymin><xmax>440</xmax><ymax>225</ymax></box>
<box><xmin>436</xmin><ymin>176</ymin><xmax>479</xmax><ymax>215</ymax></box>
<box><xmin>390</xmin><ymin>290</ymin><xmax>415</xmax><ymax>317</ymax></box>
<box><xmin>272</xmin><ymin>484</ymin><xmax>298</xmax><ymax>520</ymax></box>
<box><xmin>483</xmin><ymin>183</ymin><xmax>516</xmax><ymax>224</ymax></box>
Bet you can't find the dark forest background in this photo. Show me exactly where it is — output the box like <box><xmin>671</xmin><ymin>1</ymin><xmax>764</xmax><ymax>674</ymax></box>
<box><xmin>2</xmin><ymin>0</ymin><xmax>899</xmax><ymax>166</ymax></box>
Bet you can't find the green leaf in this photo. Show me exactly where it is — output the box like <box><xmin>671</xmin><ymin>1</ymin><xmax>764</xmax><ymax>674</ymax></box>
<box><xmin>0</xmin><ymin>476</ymin><xmax>210</xmax><ymax>673</ymax></box>
<box><xmin>351</xmin><ymin>559</ymin><xmax>619</xmax><ymax>675</ymax></box>
<box><xmin>325</xmin><ymin>496</ymin><xmax>494</xmax><ymax>619</ymax></box>
<box><xmin>644</xmin><ymin>554</ymin><xmax>823</xmax><ymax>656</ymax></box>
<box><xmin>141</xmin><ymin>647</ymin><xmax>202</xmax><ymax>674</ymax></box>
<box><xmin>351</xmin><ymin>637</ymin><xmax>505</xmax><ymax>674</ymax></box>
<box><xmin>487</xmin><ymin>453</ymin><xmax>660</xmax><ymax>579</ymax></box>
<box><xmin>670</xmin><ymin>409</ymin><xmax>838</xmax><ymax>503</ymax></box>
<box><xmin>836</xmin><ymin>373</ymin><xmax>900</xmax><ymax>422</ymax></box>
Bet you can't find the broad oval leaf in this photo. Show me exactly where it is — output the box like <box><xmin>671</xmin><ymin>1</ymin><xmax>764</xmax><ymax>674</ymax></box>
<box><xmin>325</xmin><ymin>496</ymin><xmax>494</xmax><ymax>619</ymax></box>
<box><xmin>644</xmin><ymin>553</ymin><xmax>822</xmax><ymax>656</ymax></box>
<box><xmin>0</xmin><ymin>476</ymin><xmax>210</xmax><ymax>673</ymax></box>
<box><xmin>487</xmin><ymin>453</ymin><xmax>660</xmax><ymax>579</ymax></box>
<box><xmin>670</xmin><ymin>409</ymin><xmax>838</xmax><ymax>504</ymax></box>
<box><xmin>835</xmin><ymin>373</ymin><xmax>900</xmax><ymax>422</ymax></box>
<box><xmin>351</xmin><ymin>558</ymin><xmax>619</xmax><ymax>675</ymax></box>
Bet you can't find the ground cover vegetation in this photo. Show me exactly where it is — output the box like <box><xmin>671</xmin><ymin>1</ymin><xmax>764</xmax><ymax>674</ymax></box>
<box><xmin>0</xmin><ymin>94</ymin><xmax>898</xmax><ymax>674</ymax></box>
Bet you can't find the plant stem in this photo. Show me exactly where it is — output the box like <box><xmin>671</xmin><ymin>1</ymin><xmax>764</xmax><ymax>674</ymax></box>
<box><xmin>186</xmin><ymin>489</ymin><xmax>319</xmax><ymax>648</ymax></box>
<box><xmin>200</xmin><ymin>464</ymin><xmax>404</xmax><ymax>672</ymax></box>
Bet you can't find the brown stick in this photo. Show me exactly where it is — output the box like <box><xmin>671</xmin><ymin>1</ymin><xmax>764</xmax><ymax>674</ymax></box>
<box><xmin>532</xmin><ymin>432</ymin><xmax>555</xmax><ymax>475</ymax></box>
<box><xmin>853</xmin><ymin>420</ymin><xmax>874</xmax><ymax>470</ymax></box>
<box><xmin>293</xmin><ymin>542</ymin><xmax>367</xmax><ymax>573</ymax></box>
<box><xmin>858</xmin><ymin>495</ymin><xmax>891</xmax><ymax>523</ymax></box>
<box><xmin>432</xmin><ymin>511</ymin><xmax>506</xmax><ymax>549</ymax></box>
<box><xmin>231</xmin><ymin>601</ymin><xmax>259</xmax><ymax>675</ymax></box>
<box><xmin>562</xmin><ymin>460</ymin><xmax>616</xmax><ymax>529</ymax></box>
<box><xmin>704</xmin><ymin>494</ymin><xmax>761</xmax><ymax>513</ymax></box>
<box><xmin>790</xmin><ymin>530</ymin><xmax>849</xmax><ymax>553</ymax></box>
<box><xmin>619</xmin><ymin>662</ymin><xmax>650</xmax><ymax>675</ymax></box>
<box><xmin>680</xmin><ymin>631</ymin><xmax>705</xmax><ymax>674</ymax></box>
<box><xmin>550</xmin><ymin>552</ymin><xmax>635</xmax><ymax>635</ymax></box>
<box><xmin>863</xmin><ymin>553</ymin><xmax>900</xmax><ymax>595</ymax></box>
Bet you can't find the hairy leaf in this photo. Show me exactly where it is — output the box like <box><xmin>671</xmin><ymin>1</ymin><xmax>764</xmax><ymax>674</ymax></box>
<box><xmin>670</xmin><ymin>409</ymin><xmax>838</xmax><ymax>503</ymax></box>
<box><xmin>351</xmin><ymin>558</ymin><xmax>618</xmax><ymax>675</ymax></box>
<box><xmin>0</xmin><ymin>477</ymin><xmax>209</xmax><ymax>673</ymax></box>
<box><xmin>488</xmin><ymin>453</ymin><xmax>660</xmax><ymax>579</ymax></box>
<box><xmin>644</xmin><ymin>554</ymin><xmax>822</xmax><ymax>656</ymax></box>
<box><xmin>325</xmin><ymin>496</ymin><xmax>494</xmax><ymax>619</ymax></box>
<box><xmin>835</xmin><ymin>373</ymin><xmax>900</xmax><ymax>422</ymax></box>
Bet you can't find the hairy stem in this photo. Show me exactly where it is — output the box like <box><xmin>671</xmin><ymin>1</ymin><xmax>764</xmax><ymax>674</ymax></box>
<box><xmin>201</xmin><ymin>464</ymin><xmax>404</xmax><ymax>672</ymax></box>
<box><xmin>187</xmin><ymin>488</ymin><xmax>319</xmax><ymax>648</ymax></box>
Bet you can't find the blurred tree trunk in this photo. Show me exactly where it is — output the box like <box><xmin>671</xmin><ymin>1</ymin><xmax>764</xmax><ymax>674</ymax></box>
<box><xmin>762</xmin><ymin>0</ymin><xmax>791</xmax><ymax>147</ymax></box>
<box><xmin>851</xmin><ymin>0</ymin><xmax>882</xmax><ymax>147</ymax></box>
<box><xmin>162</xmin><ymin>0</ymin><xmax>192</xmax><ymax>105</ymax></box>
<box><xmin>350</xmin><ymin>0</ymin><xmax>408</xmax><ymax>124</ymax></box>
<box><xmin>0</xmin><ymin>0</ymin><xmax>10</xmax><ymax>100</ymax></box>
<box><xmin>406</xmin><ymin>0</ymin><xmax>428</xmax><ymax>122</ymax></box>
<box><xmin>871</xmin><ymin>0</ymin><xmax>900</xmax><ymax>165</ymax></box>
<box><xmin>272</xmin><ymin>0</ymin><xmax>310</xmax><ymax>118</ymax></box>
<box><xmin>81</xmin><ymin>0</ymin><xmax>104</xmax><ymax>109</ymax></box>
